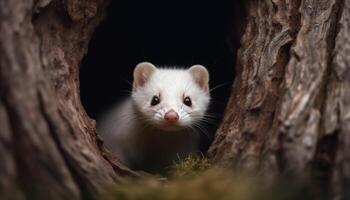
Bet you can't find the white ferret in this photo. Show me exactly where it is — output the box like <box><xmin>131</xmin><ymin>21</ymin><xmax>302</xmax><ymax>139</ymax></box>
<box><xmin>98</xmin><ymin>62</ymin><xmax>210</xmax><ymax>171</ymax></box>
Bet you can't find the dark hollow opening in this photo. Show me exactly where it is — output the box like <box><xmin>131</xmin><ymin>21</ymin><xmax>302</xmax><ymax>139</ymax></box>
<box><xmin>80</xmin><ymin>0</ymin><xmax>245</xmax><ymax>153</ymax></box>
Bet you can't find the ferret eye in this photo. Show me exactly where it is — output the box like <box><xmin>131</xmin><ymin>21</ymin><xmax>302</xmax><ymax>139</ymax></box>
<box><xmin>150</xmin><ymin>96</ymin><xmax>160</xmax><ymax>106</ymax></box>
<box><xmin>183</xmin><ymin>96</ymin><xmax>192</xmax><ymax>107</ymax></box>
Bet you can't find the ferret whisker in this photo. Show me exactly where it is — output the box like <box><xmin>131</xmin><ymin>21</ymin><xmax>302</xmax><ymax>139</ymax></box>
<box><xmin>209</xmin><ymin>82</ymin><xmax>231</xmax><ymax>93</ymax></box>
<box><xmin>189</xmin><ymin>113</ymin><xmax>217</xmax><ymax>122</ymax></box>
<box><xmin>188</xmin><ymin>126</ymin><xmax>200</xmax><ymax>138</ymax></box>
<box><xmin>192</xmin><ymin>123</ymin><xmax>211</xmax><ymax>141</ymax></box>
<box><xmin>201</xmin><ymin>117</ymin><xmax>217</xmax><ymax>122</ymax></box>
<box><xmin>123</xmin><ymin>79</ymin><xmax>137</xmax><ymax>91</ymax></box>
<box><xmin>203</xmin><ymin>112</ymin><xmax>216</xmax><ymax>116</ymax></box>
<box><xmin>198</xmin><ymin>119</ymin><xmax>217</xmax><ymax>126</ymax></box>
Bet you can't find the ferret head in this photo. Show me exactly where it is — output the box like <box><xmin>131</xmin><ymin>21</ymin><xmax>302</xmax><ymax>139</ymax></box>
<box><xmin>131</xmin><ymin>62</ymin><xmax>210</xmax><ymax>131</ymax></box>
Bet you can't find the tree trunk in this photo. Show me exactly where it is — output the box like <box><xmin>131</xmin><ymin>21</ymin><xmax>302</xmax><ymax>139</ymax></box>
<box><xmin>0</xmin><ymin>1</ymin><xmax>137</xmax><ymax>199</ymax></box>
<box><xmin>208</xmin><ymin>0</ymin><xmax>350</xmax><ymax>199</ymax></box>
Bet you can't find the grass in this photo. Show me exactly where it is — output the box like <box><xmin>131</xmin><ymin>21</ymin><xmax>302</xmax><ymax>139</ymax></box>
<box><xmin>102</xmin><ymin>155</ymin><xmax>306</xmax><ymax>200</ymax></box>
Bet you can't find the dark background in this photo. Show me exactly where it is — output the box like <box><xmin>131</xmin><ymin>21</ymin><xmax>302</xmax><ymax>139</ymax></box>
<box><xmin>80</xmin><ymin>0</ymin><xmax>244</xmax><ymax>151</ymax></box>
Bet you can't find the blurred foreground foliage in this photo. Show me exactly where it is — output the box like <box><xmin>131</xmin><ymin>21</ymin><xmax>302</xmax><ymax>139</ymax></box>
<box><xmin>102</xmin><ymin>155</ymin><xmax>308</xmax><ymax>200</ymax></box>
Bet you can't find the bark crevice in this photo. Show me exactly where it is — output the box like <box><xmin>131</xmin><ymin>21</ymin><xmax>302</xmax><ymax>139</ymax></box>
<box><xmin>36</xmin><ymin>90</ymin><xmax>87</xmax><ymax>199</ymax></box>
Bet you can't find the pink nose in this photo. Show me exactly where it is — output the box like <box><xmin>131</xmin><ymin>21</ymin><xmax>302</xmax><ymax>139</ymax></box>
<box><xmin>164</xmin><ymin>110</ymin><xmax>179</xmax><ymax>123</ymax></box>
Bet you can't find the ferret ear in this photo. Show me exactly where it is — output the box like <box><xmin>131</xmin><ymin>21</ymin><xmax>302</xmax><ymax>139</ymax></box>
<box><xmin>133</xmin><ymin>62</ymin><xmax>157</xmax><ymax>89</ymax></box>
<box><xmin>188</xmin><ymin>65</ymin><xmax>209</xmax><ymax>93</ymax></box>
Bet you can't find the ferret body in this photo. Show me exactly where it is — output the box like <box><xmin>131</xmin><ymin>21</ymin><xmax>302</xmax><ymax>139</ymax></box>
<box><xmin>98</xmin><ymin>62</ymin><xmax>210</xmax><ymax>171</ymax></box>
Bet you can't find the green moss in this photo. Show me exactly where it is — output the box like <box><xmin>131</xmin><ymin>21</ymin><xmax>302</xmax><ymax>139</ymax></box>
<box><xmin>169</xmin><ymin>154</ymin><xmax>211</xmax><ymax>178</ymax></box>
<box><xmin>102</xmin><ymin>156</ymin><xmax>301</xmax><ymax>200</ymax></box>
<box><xmin>107</xmin><ymin>171</ymin><xmax>254</xmax><ymax>200</ymax></box>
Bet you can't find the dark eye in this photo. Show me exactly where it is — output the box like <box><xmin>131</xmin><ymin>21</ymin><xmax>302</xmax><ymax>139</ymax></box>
<box><xmin>151</xmin><ymin>96</ymin><xmax>160</xmax><ymax>106</ymax></box>
<box><xmin>183</xmin><ymin>96</ymin><xmax>192</xmax><ymax>107</ymax></box>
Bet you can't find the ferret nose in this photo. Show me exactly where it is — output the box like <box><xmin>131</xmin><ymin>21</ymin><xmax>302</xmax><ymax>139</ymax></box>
<box><xmin>164</xmin><ymin>110</ymin><xmax>179</xmax><ymax>123</ymax></box>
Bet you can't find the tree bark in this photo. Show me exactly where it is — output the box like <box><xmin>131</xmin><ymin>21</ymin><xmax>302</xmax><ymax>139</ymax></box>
<box><xmin>0</xmin><ymin>1</ymin><xmax>137</xmax><ymax>199</ymax></box>
<box><xmin>208</xmin><ymin>0</ymin><xmax>350</xmax><ymax>198</ymax></box>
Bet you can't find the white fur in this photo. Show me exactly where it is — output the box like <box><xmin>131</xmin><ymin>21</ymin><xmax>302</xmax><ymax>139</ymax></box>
<box><xmin>98</xmin><ymin>63</ymin><xmax>210</xmax><ymax>171</ymax></box>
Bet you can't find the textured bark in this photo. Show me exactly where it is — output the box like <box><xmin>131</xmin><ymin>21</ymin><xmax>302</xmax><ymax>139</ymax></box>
<box><xmin>0</xmin><ymin>1</ymin><xmax>137</xmax><ymax>199</ymax></box>
<box><xmin>208</xmin><ymin>0</ymin><xmax>349</xmax><ymax>198</ymax></box>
